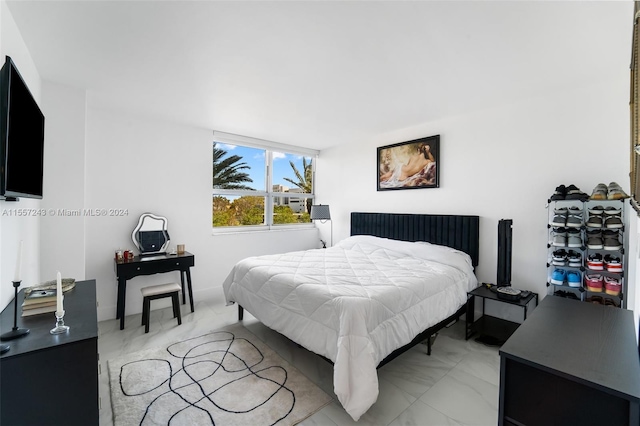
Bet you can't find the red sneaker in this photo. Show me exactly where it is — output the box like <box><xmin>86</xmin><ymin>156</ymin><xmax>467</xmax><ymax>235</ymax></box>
<box><xmin>604</xmin><ymin>255</ymin><xmax>622</xmax><ymax>273</ymax></box>
<box><xmin>586</xmin><ymin>253</ymin><xmax>603</xmax><ymax>271</ymax></box>
<box><xmin>585</xmin><ymin>274</ymin><xmax>603</xmax><ymax>292</ymax></box>
<box><xmin>604</xmin><ymin>276</ymin><xmax>621</xmax><ymax>296</ymax></box>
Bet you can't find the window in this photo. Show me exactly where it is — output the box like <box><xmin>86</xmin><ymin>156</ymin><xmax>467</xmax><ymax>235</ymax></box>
<box><xmin>212</xmin><ymin>132</ymin><xmax>318</xmax><ymax>230</ymax></box>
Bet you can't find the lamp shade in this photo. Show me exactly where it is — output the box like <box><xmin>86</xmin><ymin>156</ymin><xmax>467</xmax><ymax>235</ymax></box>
<box><xmin>310</xmin><ymin>205</ymin><xmax>331</xmax><ymax>220</ymax></box>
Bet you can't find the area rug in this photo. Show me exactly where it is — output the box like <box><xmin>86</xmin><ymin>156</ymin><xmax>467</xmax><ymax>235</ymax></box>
<box><xmin>108</xmin><ymin>324</ymin><xmax>333</xmax><ymax>425</ymax></box>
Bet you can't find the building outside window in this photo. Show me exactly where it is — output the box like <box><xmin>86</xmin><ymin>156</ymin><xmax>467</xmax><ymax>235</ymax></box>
<box><xmin>212</xmin><ymin>132</ymin><xmax>318</xmax><ymax>231</ymax></box>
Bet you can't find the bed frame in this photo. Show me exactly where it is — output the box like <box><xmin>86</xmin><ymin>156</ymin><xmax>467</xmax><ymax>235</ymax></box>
<box><xmin>238</xmin><ymin>211</ymin><xmax>480</xmax><ymax>366</ymax></box>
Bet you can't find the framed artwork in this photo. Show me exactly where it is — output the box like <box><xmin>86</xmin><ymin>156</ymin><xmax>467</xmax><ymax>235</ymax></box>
<box><xmin>377</xmin><ymin>135</ymin><xmax>440</xmax><ymax>191</ymax></box>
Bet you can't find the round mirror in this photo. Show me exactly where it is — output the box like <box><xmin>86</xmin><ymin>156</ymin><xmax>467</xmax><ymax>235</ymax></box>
<box><xmin>131</xmin><ymin>213</ymin><xmax>170</xmax><ymax>256</ymax></box>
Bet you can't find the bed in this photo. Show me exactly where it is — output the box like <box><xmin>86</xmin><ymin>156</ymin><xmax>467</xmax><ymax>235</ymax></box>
<box><xmin>222</xmin><ymin>212</ymin><xmax>480</xmax><ymax>421</ymax></box>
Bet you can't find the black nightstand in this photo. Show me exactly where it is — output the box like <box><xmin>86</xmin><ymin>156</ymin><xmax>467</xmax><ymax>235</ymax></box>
<box><xmin>498</xmin><ymin>296</ymin><xmax>640</xmax><ymax>425</ymax></box>
<box><xmin>466</xmin><ymin>285</ymin><xmax>538</xmax><ymax>346</ymax></box>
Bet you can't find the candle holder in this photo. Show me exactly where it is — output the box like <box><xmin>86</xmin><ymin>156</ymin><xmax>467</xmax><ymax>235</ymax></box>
<box><xmin>0</xmin><ymin>281</ymin><xmax>30</xmax><ymax>341</ymax></box>
<box><xmin>50</xmin><ymin>310</ymin><xmax>70</xmax><ymax>335</ymax></box>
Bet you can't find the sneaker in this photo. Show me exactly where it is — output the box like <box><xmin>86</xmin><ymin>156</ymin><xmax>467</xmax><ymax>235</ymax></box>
<box><xmin>604</xmin><ymin>215</ymin><xmax>623</xmax><ymax>229</ymax></box>
<box><xmin>586</xmin><ymin>213</ymin><xmax>603</xmax><ymax>229</ymax></box>
<box><xmin>604</xmin><ymin>276</ymin><xmax>621</xmax><ymax>296</ymax></box>
<box><xmin>565</xmin><ymin>184</ymin><xmax>589</xmax><ymax>201</ymax></box>
<box><xmin>586</xmin><ymin>229</ymin><xmax>603</xmax><ymax>249</ymax></box>
<box><xmin>553</xmin><ymin>290</ymin><xmax>568</xmax><ymax>297</ymax></box>
<box><xmin>603</xmin><ymin>230</ymin><xmax>622</xmax><ymax>250</ymax></box>
<box><xmin>590</xmin><ymin>183</ymin><xmax>608</xmax><ymax>200</ymax></box>
<box><xmin>585</xmin><ymin>274</ymin><xmax>603</xmax><ymax>292</ymax></box>
<box><xmin>565</xmin><ymin>291</ymin><xmax>579</xmax><ymax>300</ymax></box>
<box><xmin>565</xmin><ymin>207</ymin><xmax>583</xmax><ymax>228</ymax></box>
<box><xmin>567</xmin><ymin>250</ymin><xmax>582</xmax><ymax>267</ymax></box>
<box><xmin>604</xmin><ymin>297</ymin><xmax>619</xmax><ymax>307</ymax></box>
<box><xmin>550</xmin><ymin>268</ymin><xmax>567</xmax><ymax>285</ymax></box>
<box><xmin>550</xmin><ymin>185</ymin><xmax>567</xmax><ymax>201</ymax></box>
<box><xmin>587</xmin><ymin>295</ymin><xmax>604</xmax><ymax>304</ymax></box>
<box><xmin>550</xmin><ymin>209</ymin><xmax>567</xmax><ymax>227</ymax></box>
<box><xmin>553</xmin><ymin>289</ymin><xmax>578</xmax><ymax>300</ymax></box>
<box><xmin>551</xmin><ymin>227</ymin><xmax>567</xmax><ymax>247</ymax></box>
<box><xmin>604</xmin><ymin>254</ymin><xmax>622</xmax><ymax>272</ymax></box>
<box><xmin>566</xmin><ymin>271</ymin><xmax>581</xmax><ymax>288</ymax></box>
<box><xmin>587</xmin><ymin>253</ymin><xmax>604</xmax><ymax>270</ymax></box>
<box><xmin>588</xmin><ymin>205</ymin><xmax>605</xmax><ymax>214</ymax></box>
<box><xmin>552</xmin><ymin>249</ymin><xmax>568</xmax><ymax>266</ymax></box>
<box><xmin>566</xmin><ymin>228</ymin><xmax>582</xmax><ymax>248</ymax></box>
<box><xmin>604</xmin><ymin>206</ymin><xmax>622</xmax><ymax>215</ymax></box>
<box><xmin>607</xmin><ymin>182</ymin><xmax>629</xmax><ymax>200</ymax></box>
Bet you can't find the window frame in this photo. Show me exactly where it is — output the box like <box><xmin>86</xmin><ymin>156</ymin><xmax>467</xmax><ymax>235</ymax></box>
<box><xmin>212</xmin><ymin>131</ymin><xmax>319</xmax><ymax>233</ymax></box>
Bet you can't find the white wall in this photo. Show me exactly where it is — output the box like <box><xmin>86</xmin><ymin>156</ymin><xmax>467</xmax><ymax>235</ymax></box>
<box><xmin>316</xmin><ymin>75</ymin><xmax>630</xmax><ymax>303</ymax></box>
<box><xmin>40</xmin><ymin>81</ymin><xmax>86</xmax><ymax>283</ymax></box>
<box><xmin>84</xmin><ymin>107</ymin><xmax>319</xmax><ymax>320</ymax></box>
<box><xmin>0</xmin><ymin>0</ymin><xmax>42</xmax><ymax>309</ymax></box>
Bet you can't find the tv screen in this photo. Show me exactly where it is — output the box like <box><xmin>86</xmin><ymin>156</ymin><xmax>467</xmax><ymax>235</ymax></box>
<box><xmin>0</xmin><ymin>56</ymin><xmax>45</xmax><ymax>200</ymax></box>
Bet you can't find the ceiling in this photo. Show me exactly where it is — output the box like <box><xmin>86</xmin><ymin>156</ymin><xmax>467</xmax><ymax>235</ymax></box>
<box><xmin>6</xmin><ymin>1</ymin><xmax>633</xmax><ymax>150</ymax></box>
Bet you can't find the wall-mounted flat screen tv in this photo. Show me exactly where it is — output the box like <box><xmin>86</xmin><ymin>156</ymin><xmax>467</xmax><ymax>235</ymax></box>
<box><xmin>0</xmin><ymin>56</ymin><xmax>45</xmax><ymax>200</ymax></box>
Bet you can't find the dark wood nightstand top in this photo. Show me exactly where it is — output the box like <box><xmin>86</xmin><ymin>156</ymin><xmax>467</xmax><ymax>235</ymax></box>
<box><xmin>0</xmin><ymin>279</ymin><xmax>97</xmax><ymax>359</ymax></box>
<box><xmin>500</xmin><ymin>295</ymin><xmax>640</xmax><ymax>401</ymax></box>
<box><xmin>468</xmin><ymin>285</ymin><xmax>537</xmax><ymax>307</ymax></box>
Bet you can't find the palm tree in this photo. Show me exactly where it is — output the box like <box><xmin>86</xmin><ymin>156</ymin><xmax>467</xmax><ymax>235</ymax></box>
<box><xmin>212</xmin><ymin>143</ymin><xmax>254</xmax><ymax>190</ymax></box>
<box><xmin>283</xmin><ymin>157</ymin><xmax>313</xmax><ymax>214</ymax></box>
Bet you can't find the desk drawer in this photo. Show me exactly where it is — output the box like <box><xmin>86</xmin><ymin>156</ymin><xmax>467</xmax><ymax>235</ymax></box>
<box><xmin>117</xmin><ymin>256</ymin><xmax>194</xmax><ymax>278</ymax></box>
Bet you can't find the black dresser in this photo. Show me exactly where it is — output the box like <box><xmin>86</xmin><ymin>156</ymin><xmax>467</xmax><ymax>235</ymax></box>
<box><xmin>499</xmin><ymin>296</ymin><xmax>640</xmax><ymax>426</ymax></box>
<box><xmin>0</xmin><ymin>279</ymin><xmax>98</xmax><ymax>425</ymax></box>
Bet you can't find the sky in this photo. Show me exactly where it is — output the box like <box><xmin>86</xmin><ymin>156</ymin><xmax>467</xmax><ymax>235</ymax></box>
<box><xmin>216</xmin><ymin>143</ymin><xmax>312</xmax><ymax>192</ymax></box>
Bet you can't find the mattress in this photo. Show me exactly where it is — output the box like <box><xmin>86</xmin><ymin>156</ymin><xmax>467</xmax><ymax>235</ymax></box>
<box><xmin>222</xmin><ymin>235</ymin><xmax>478</xmax><ymax>420</ymax></box>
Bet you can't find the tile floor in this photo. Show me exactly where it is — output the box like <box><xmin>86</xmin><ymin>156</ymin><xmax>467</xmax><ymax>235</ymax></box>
<box><xmin>98</xmin><ymin>298</ymin><xmax>499</xmax><ymax>426</ymax></box>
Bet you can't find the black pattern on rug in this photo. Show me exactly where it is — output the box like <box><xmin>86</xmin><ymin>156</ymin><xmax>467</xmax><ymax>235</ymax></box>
<box><xmin>116</xmin><ymin>331</ymin><xmax>296</xmax><ymax>425</ymax></box>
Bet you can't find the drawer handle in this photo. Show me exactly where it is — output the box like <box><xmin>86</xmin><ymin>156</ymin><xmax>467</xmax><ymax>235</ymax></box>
<box><xmin>176</xmin><ymin>262</ymin><xmax>180</xmax><ymax>266</ymax></box>
<box><xmin>137</xmin><ymin>267</ymin><xmax>141</xmax><ymax>271</ymax></box>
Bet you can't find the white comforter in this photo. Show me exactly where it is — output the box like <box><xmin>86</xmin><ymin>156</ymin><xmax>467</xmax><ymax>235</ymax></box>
<box><xmin>222</xmin><ymin>235</ymin><xmax>478</xmax><ymax>421</ymax></box>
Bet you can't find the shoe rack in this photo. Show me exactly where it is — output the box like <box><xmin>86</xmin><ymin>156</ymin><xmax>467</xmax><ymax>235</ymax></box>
<box><xmin>546</xmin><ymin>198</ymin><xmax>627</xmax><ymax>308</ymax></box>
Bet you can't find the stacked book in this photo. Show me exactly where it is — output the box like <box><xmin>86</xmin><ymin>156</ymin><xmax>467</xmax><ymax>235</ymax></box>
<box><xmin>21</xmin><ymin>289</ymin><xmax>57</xmax><ymax>317</ymax></box>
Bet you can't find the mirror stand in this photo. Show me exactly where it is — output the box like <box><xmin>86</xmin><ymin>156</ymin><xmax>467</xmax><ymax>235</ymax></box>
<box><xmin>131</xmin><ymin>213</ymin><xmax>171</xmax><ymax>256</ymax></box>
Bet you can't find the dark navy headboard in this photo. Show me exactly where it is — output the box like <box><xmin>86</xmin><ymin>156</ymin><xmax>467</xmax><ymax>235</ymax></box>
<box><xmin>350</xmin><ymin>212</ymin><xmax>480</xmax><ymax>267</ymax></box>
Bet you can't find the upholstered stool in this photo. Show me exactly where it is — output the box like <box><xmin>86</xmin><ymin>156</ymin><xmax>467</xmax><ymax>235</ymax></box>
<box><xmin>140</xmin><ymin>282</ymin><xmax>182</xmax><ymax>333</ymax></box>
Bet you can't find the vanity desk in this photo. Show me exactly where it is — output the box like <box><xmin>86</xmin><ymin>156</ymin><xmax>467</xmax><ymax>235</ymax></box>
<box><xmin>115</xmin><ymin>251</ymin><xmax>195</xmax><ymax>330</ymax></box>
